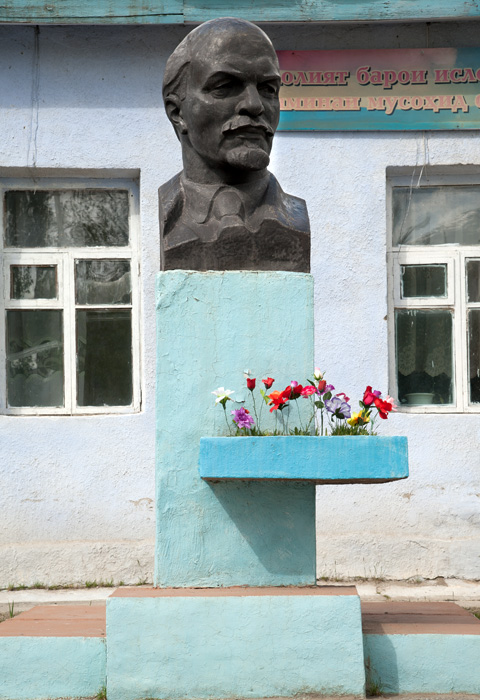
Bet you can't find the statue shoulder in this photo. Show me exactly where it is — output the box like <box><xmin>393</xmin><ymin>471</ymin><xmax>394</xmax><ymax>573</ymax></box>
<box><xmin>158</xmin><ymin>173</ymin><xmax>184</xmax><ymax>237</ymax></box>
<box><xmin>265</xmin><ymin>174</ymin><xmax>310</xmax><ymax>234</ymax></box>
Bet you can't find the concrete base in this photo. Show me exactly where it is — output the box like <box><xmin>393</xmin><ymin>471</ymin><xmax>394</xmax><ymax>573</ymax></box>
<box><xmin>107</xmin><ymin>586</ymin><xmax>366</xmax><ymax>700</ymax></box>
<box><xmin>0</xmin><ymin>605</ymin><xmax>106</xmax><ymax>700</ymax></box>
<box><xmin>363</xmin><ymin>601</ymin><xmax>480</xmax><ymax>695</ymax></box>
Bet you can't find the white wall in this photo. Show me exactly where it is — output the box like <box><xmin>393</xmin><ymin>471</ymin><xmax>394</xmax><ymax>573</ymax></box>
<box><xmin>0</xmin><ymin>20</ymin><xmax>479</xmax><ymax>586</ymax></box>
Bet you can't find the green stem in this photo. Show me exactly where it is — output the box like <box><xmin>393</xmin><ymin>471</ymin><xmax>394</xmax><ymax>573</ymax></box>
<box><xmin>223</xmin><ymin>403</ymin><xmax>232</xmax><ymax>436</ymax></box>
<box><xmin>251</xmin><ymin>391</ymin><xmax>260</xmax><ymax>432</ymax></box>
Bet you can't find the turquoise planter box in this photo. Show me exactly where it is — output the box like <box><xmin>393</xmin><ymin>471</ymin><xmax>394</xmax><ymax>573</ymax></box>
<box><xmin>199</xmin><ymin>435</ymin><xmax>408</xmax><ymax>483</ymax></box>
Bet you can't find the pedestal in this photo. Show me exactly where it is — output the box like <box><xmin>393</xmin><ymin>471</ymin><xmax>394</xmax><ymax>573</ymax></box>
<box><xmin>155</xmin><ymin>271</ymin><xmax>316</xmax><ymax>587</ymax></box>
<box><xmin>107</xmin><ymin>586</ymin><xmax>366</xmax><ymax>700</ymax></box>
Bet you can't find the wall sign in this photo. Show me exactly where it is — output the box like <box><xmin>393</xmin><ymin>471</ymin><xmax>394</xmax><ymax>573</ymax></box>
<box><xmin>277</xmin><ymin>48</ymin><xmax>480</xmax><ymax>130</ymax></box>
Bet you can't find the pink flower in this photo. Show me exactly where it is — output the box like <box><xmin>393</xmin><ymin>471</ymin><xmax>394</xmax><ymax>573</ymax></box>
<box><xmin>384</xmin><ymin>395</ymin><xmax>397</xmax><ymax>412</ymax></box>
<box><xmin>300</xmin><ymin>385</ymin><xmax>316</xmax><ymax>397</ymax></box>
<box><xmin>336</xmin><ymin>391</ymin><xmax>350</xmax><ymax>403</ymax></box>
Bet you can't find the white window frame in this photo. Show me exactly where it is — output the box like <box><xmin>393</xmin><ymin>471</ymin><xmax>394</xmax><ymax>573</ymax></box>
<box><xmin>0</xmin><ymin>175</ymin><xmax>141</xmax><ymax>416</ymax></box>
<box><xmin>387</xmin><ymin>171</ymin><xmax>480</xmax><ymax>414</ymax></box>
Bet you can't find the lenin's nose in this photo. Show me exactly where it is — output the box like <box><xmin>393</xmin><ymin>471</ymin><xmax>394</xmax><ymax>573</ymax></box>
<box><xmin>237</xmin><ymin>84</ymin><xmax>264</xmax><ymax>116</ymax></box>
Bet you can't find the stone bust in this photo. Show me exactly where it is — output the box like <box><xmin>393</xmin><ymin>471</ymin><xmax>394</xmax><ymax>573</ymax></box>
<box><xmin>159</xmin><ymin>17</ymin><xmax>310</xmax><ymax>272</ymax></box>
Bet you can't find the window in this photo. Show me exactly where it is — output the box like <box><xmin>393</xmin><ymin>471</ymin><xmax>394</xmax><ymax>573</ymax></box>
<box><xmin>0</xmin><ymin>177</ymin><xmax>140</xmax><ymax>414</ymax></box>
<box><xmin>388</xmin><ymin>172</ymin><xmax>480</xmax><ymax>412</ymax></box>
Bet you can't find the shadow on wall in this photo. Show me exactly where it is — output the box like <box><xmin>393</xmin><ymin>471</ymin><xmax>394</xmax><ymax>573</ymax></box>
<box><xmin>364</xmin><ymin>636</ymin><xmax>399</xmax><ymax>695</ymax></box>
<box><xmin>207</xmin><ymin>481</ymin><xmax>316</xmax><ymax>578</ymax></box>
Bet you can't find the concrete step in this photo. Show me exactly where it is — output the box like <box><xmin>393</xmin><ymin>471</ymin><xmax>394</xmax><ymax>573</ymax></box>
<box><xmin>362</xmin><ymin>601</ymin><xmax>480</xmax><ymax>695</ymax></box>
<box><xmin>0</xmin><ymin>604</ymin><xmax>106</xmax><ymax>700</ymax></box>
<box><xmin>1</xmin><ymin>596</ymin><xmax>480</xmax><ymax>699</ymax></box>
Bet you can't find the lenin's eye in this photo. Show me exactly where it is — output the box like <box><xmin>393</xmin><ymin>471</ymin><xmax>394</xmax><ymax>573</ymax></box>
<box><xmin>258</xmin><ymin>81</ymin><xmax>279</xmax><ymax>97</ymax></box>
<box><xmin>207</xmin><ymin>78</ymin><xmax>238</xmax><ymax>98</ymax></box>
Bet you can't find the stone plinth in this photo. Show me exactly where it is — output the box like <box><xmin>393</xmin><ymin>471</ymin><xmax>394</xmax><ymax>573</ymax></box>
<box><xmin>155</xmin><ymin>271</ymin><xmax>315</xmax><ymax>587</ymax></box>
<box><xmin>107</xmin><ymin>586</ymin><xmax>366</xmax><ymax>700</ymax></box>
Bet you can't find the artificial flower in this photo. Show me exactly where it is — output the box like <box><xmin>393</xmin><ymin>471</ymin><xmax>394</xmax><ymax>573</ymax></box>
<box><xmin>384</xmin><ymin>395</ymin><xmax>397</xmax><ymax>411</ymax></box>
<box><xmin>324</xmin><ymin>396</ymin><xmax>351</xmax><ymax>419</ymax></box>
<box><xmin>347</xmin><ymin>411</ymin><xmax>370</xmax><ymax>426</ymax></box>
<box><xmin>374</xmin><ymin>397</ymin><xmax>393</xmax><ymax>419</ymax></box>
<box><xmin>300</xmin><ymin>385</ymin><xmax>317</xmax><ymax>397</ymax></box>
<box><xmin>317</xmin><ymin>379</ymin><xmax>327</xmax><ymax>393</ymax></box>
<box><xmin>336</xmin><ymin>391</ymin><xmax>350</xmax><ymax>402</ymax></box>
<box><xmin>231</xmin><ymin>407</ymin><xmax>255</xmax><ymax>429</ymax></box>
<box><xmin>285</xmin><ymin>383</ymin><xmax>303</xmax><ymax>399</ymax></box>
<box><xmin>268</xmin><ymin>390</ymin><xmax>289</xmax><ymax>412</ymax></box>
<box><xmin>363</xmin><ymin>385</ymin><xmax>381</xmax><ymax>406</ymax></box>
<box><xmin>262</xmin><ymin>377</ymin><xmax>274</xmax><ymax>389</ymax></box>
<box><xmin>211</xmin><ymin>387</ymin><xmax>234</xmax><ymax>405</ymax></box>
<box><xmin>313</xmin><ymin>368</ymin><xmax>323</xmax><ymax>380</ymax></box>
<box><xmin>246</xmin><ymin>377</ymin><xmax>256</xmax><ymax>390</ymax></box>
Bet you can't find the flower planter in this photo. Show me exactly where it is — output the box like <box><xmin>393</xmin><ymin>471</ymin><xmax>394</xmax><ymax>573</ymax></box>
<box><xmin>199</xmin><ymin>435</ymin><xmax>408</xmax><ymax>484</ymax></box>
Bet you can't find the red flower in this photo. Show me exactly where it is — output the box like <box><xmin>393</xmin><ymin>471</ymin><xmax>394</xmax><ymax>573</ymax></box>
<box><xmin>268</xmin><ymin>390</ymin><xmax>289</xmax><ymax>412</ymax></box>
<box><xmin>247</xmin><ymin>377</ymin><xmax>256</xmax><ymax>390</ymax></box>
<box><xmin>363</xmin><ymin>385</ymin><xmax>381</xmax><ymax>406</ymax></box>
<box><xmin>317</xmin><ymin>379</ymin><xmax>326</xmax><ymax>393</ymax></box>
<box><xmin>336</xmin><ymin>391</ymin><xmax>350</xmax><ymax>402</ymax></box>
<box><xmin>374</xmin><ymin>397</ymin><xmax>392</xmax><ymax>419</ymax></box>
<box><xmin>262</xmin><ymin>377</ymin><xmax>274</xmax><ymax>389</ymax></box>
<box><xmin>285</xmin><ymin>383</ymin><xmax>303</xmax><ymax>399</ymax></box>
<box><xmin>300</xmin><ymin>385</ymin><xmax>316</xmax><ymax>397</ymax></box>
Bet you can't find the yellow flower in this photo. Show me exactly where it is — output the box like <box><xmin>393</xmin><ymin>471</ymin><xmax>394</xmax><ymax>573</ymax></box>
<box><xmin>347</xmin><ymin>411</ymin><xmax>370</xmax><ymax>426</ymax></box>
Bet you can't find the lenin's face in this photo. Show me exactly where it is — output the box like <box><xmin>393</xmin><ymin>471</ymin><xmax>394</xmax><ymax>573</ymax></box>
<box><xmin>179</xmin><ymin>27</ymin><xmax>281</xmax><ymax>174</ymax></box>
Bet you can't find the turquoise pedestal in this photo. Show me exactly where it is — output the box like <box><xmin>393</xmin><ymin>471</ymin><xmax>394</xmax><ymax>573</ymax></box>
<box><xmin>106</xmin><ymin>586</ymin><xmax>366</xmax><ymax>700</ymax></box>
<box><xmin>155</xmin><ymin>271</ymin><xmax>316</xmax><ymax>587</ymax></box>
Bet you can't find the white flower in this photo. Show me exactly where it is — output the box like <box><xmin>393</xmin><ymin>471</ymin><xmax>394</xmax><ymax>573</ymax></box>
<box><xmin>243</xmin><ymin>369</ymin><xmax>252</xmax><ymax>378</ymax></box>
<box><xmin>211</xmin><ymin>387</ymin><xmax>234</xmax><ymax>404</ymax></box>
<box><xmin>313</xmin><ymin>367</ymin><xmax>323</xmax><ymax>380</ymax></box>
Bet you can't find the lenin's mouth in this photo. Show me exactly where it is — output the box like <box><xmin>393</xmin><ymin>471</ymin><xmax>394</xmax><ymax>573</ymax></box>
<box><xmin>222</xmin><ymin>117</ymin><xmax>274</xmax><ymax>146</ymax></box>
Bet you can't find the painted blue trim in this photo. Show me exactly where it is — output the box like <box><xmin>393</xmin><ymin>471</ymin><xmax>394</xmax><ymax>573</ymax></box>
<box><xmin>3</xmin><ymin>0</ymin><xmax>480</xmax><ymax>24</ymax></box>
<box><xmin>199</xmin><ymin>435</ymin><xmax>408</xmax><ymax>483</ymax></box>
<box><xmin>278</xmin><ymin>109</ymin><xmax>479</xmax><ymax>132</ymax></box>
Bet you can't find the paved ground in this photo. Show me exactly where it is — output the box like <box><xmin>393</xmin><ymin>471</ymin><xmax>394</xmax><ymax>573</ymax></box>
<box><xmin>1</xmin><ymin>578</ymin><xmax>479</xmax><ymax>615</ymax></box>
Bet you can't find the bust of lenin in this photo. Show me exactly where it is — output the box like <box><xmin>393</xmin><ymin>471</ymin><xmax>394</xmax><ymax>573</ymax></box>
<box><xmin>160</xmin><ymin>17</ymin><xmax>310</xmax><ymax>272</ymax></box>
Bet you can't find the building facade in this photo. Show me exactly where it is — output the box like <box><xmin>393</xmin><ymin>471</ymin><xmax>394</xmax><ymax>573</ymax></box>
<box><xmin>1</xmin><ymin>2</ymin><xmax>479</xmax><ymax>585</ymax></box>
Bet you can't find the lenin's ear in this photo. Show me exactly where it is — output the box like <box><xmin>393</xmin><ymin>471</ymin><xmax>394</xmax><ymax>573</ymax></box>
<box><xmin>165</xmin><ymin>95</ymin><xmax>188</xmax><ymax>137</ymax></box>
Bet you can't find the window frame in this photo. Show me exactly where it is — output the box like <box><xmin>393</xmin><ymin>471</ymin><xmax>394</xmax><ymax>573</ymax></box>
<box><xmin>387</xmin><ymin>172</ymin><xmax>480</xmax><ymax>414</ymax></box>
<box><xmin>0</xmin><ymin>176</ymin><xmax>141</xmax><ymax>416</ymax></box>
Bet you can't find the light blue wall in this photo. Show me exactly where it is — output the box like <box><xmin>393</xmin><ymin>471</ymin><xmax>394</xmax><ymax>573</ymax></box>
<box><xmin>0</xmin><ymin>637</ymin><xmax>106</xmax><ymax>700</ymax></box>
<box><xmin>107</xmin><ymin>592</ymin><xmax>366</xmax><ymax>700</ymax></box>
<box><xmin>364</xmin><ymin>633</ymin><xmax>480</xmax><ymax>695</ymax></box>
<box><xmin>155</xmin><ymin>271</ymin><xmax>316</xmax><ymax>587</ymax></box>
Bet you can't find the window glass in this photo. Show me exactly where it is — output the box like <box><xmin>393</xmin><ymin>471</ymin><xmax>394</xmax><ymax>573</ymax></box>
<box><xmin>75</xmin><ymin>260</ymin><xmax>131</xmax><ymax>305</ymax></box>
<box><xmin>76</xmin><ymin>309</ymin><xmax>132</xmax><ymax>406</ymax></box>
<box><xmin>11</xmin><ymin>265</ymin><xmax>57</xmax><ymax>299</ymax></box>
<box><xmin>6</xmin><ymin>309</ymin><xmax>64</xmax><ymax>407</ymax></box>
<box><xmin>401</xmin><ymin>264</ymin><xmax>446</xmax><ymax>298</ymax></box>
<box><xmin>395</xmin><ymin>309</ymin><xmax>453</xmax><ymax>405</ymax></box>
<box><xmin>468</xmin><ymin>309</ymin><xmax>480</xmax><ymax>403</ymax></box>
<box><xmin>393</xmin><ymin>186</ymin><xmax>480</xmax><ymax>246</ymax></box>
<box><xmin>466</xmin><ymin>260</ymin><xmax>480</xmax><ymax>303</ymax></box>
<box><xmin>5</xmin><ymin>190</ymin><xmax>129</xmax><ymax>247</ymax></box>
